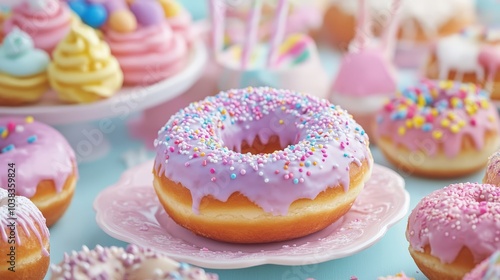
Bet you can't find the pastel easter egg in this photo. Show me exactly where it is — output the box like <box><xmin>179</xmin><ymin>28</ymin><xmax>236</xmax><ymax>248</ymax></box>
<box><xmin>82</xmin><ymin>4</ymin><xmax>108</xmax><ymax>28</ymax></box>
<box><xmin>68</xmin><ymin>0</ymin><xmax>87</xmax><ymax>18</ymax></box>
<box><xmin>109</xmin><ymin>9</ymin><xmax>137</xmax><ymax>33</ymax></box>
<box><xmin>100</xmin><ymin>0</ymin><xmax>127</xmax><ymax>14</ymax></box>
<box><xmin>130</xmin><ymin>0</ymin><xmax>164</xmax><ymax>26</ymax></box>
<box><xmin>158</xmin><ymin>0</ymin><xmax>182</xmax><ymax>17</ymax></box>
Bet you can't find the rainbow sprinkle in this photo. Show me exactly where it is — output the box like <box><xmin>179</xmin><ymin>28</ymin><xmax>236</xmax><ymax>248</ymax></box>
<box><xmin>0</xmin><ymin>117</ymin><xmax>38</xmax><ymax>154</ymax></box>
<box><xmin>153</xmin><ymin>87</ymin><xmax>372</xmax><ymax>215</ymax></box>
<box><xmin>380</xmin><ymin>80</ymin><xmax>492</xmax><ymax>136</ymax></box>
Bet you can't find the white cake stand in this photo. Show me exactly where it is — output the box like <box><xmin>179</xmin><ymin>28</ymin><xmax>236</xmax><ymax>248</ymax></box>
<box><xmin>0</xmin><ymin>41</ymin><xmax>207</xmax><ymax>124</ymax></box>
<box><xmin>0</xmin><ymin>41</ymin><xmax>208</xmax><ymax>162</ymax></box>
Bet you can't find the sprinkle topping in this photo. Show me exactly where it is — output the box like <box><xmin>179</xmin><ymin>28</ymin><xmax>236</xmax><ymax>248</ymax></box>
<box><xmin>376</xmin><ymin>80</ymin><xmax>499</xmax><ymax>157</ymax></box>
<box><xmin>154</xmin><ymin>87</ymin><xmax>372</xmax><ymax>215</ymax></box>
<box><xmin>407</xmin><ymin>182</ymin><xmax>500</xmax><ymax>264</ymax></box>
<box><xmin>50</xmin><ymin>244</ymin><xmax>219</xmax><ymax>280</ymax></box>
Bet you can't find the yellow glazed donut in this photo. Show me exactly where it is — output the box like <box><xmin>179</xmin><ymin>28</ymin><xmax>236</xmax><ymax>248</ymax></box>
<box><xmin>153</xmin><ymin>87</ymin><xmax>373</xmax><ymax>243</ymax></box>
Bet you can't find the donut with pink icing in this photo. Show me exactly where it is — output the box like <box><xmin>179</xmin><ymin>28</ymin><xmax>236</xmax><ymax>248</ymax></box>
<box><xmin>153</xmin><ymin>87</ymin><xmax>373</xmax><ymax>243</ymax></box>
<box><xmin>407</xmin><ymin>182</ymin><xmax>500</xmax><ymax>280</ymax></box>
<box><xmin>0</xmin><ymin>187</ymin><xmax>50</xmax><ymax>280</ymax></box>
<box><xmin>50</xmin><ymin>244</ymin><xmax>218</xmax><ymax>280</ymax></box>
<box><xmin>464</xmin><ymin>251</ymin><xmax>500</xmax><ymax>280</ymax></box>
<box><xmin>4</xmin><ymin>0</ymin><xmax>73</xmax><ymax>55</ymax></box>
<box><xmin>0</xmin><ymin>117</ymin><xmax>77</xmax><ymax>226</ymax></box>
<box><xmin>374</xmin><ymin>80</ymin><xmax>500</xmax><ymax>178</ymax></box>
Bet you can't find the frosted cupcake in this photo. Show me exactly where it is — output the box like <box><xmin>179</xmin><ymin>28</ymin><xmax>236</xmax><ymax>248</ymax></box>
<box><xmin>103</xmin><ymin>0</ymin><xmax>189</xmax><ymax>86</ymax></box>
<box><xmin>48</xmin><ymin>23</ymin><xmax>123</xmax><ymax>103</ymax></box>
<box><xmin>0</xmin><ymin>28</ymin><xmax>50</xmax><ymax>105</ymax></box>
<box><xmin>3</xmin><ymin>0</ymin><xmax>73</xmax><ymax>54</ymax></box>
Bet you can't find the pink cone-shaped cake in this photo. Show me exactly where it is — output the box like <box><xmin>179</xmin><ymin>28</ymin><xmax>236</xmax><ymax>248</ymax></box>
<box><xmin>330</xmin><ymin>0</ymin><xmax>400</xmax><ymax>139</ymax></box>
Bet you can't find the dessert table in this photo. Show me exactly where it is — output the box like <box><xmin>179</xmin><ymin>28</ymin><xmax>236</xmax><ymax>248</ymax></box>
<box><xmin>43</xmin><ymin>46</ymin><xmax>485</xmax><ymax>279</ymax></box>
<box><xmin>26</xmin><ymin>1</ymin><xmax>490</xmax><ymax>279</ymax></box>
<box><xmin>47</xmin><ymin>113</ymin><xmax>485</xmax><ymax>279</ymax></box>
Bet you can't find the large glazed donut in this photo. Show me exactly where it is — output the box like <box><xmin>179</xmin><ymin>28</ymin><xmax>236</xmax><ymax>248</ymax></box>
<box><xmin>374</xmin><ymin>80</ymin><xmax>500</xmax><ymax>178</ymax></box>
<box><xmin>153</xmin><ymin>87</ymin><xmax>373</xmax><ymax>243</ymax></box>
<box><xmin>0</xmin><ymin>117</ymin><xmax>77</xmax><ymax>226</ymax></box>
<box><xmin>407</xmin><ymin>182</ymin><xmax>500</xmax><ymax>280</ymax></box>
<box><xmin>0</xmin><ymin>188</ymin><xmax>50</xmax><ymax>280</ymax></box>
<box><xmin>50</xmin><ymin>244</ymin><xmax>218</xmax><ymax>280</ymax></box>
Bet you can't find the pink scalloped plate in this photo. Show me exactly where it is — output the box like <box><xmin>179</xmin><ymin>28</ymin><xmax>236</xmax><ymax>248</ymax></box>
<box><xmin>94</xmin><ymin>160</ymin><xmax>409</xmax><ymax>269</ymax></box>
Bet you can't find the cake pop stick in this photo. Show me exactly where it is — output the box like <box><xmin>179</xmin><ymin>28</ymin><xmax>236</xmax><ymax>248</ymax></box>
<box><xmin>241</xmin><ymin>0</ymin><xmax>263</xmax><ymax>69</ymax></box>
<box><xmin>381</xmin><ymin>0</ymin><xmax>402</xmax><ymax>60</ymax></box>
<box><xmin>353</xmin><ymin>0</ymin><xmax>371</xmax><ymax>50</ymax></box>
<box><xmin>267</xmin><ymin>0</ymin><xmax>289</xmax><ymax>67</ymax></box>
<box><xmin>209</xmin><ymin>0</ymin><xmax>226</xmax><ymax>57</ymax></box>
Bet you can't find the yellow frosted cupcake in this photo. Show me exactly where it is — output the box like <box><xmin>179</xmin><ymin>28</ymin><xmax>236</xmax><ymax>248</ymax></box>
<box><xmin>48</xmin><ymin>23</ymin><xmax>123</xmax><ymax>104</ymax></box>
<box><xmin>0</xmin><ymin>28</ymin><xmax>50</xmax><ymax>106</ymax></box>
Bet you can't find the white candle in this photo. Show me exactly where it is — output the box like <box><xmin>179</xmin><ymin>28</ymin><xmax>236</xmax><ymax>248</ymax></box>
<box><xmin>267</xmin><ymin>0</ymin><xmax>289</xmax><ymax>67</ymax></box>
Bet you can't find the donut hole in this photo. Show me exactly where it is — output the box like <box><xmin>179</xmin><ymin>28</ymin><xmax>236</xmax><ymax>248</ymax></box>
<box><xmin>236</xmin><ymin>135</ymin><xmax>291</xmax><ymax>155</ymax></box>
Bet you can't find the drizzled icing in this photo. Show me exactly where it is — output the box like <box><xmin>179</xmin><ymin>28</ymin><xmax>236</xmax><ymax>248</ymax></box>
<box><xmin>0</xmin><ymin>28</ymin><xmax>50</xmax><ymax>77</ymax></box>
<box><xmin>3</xmin><ymin>0</ymin><xmax>72</xmax><ymax>54</ymax></box>
<box><xmin>464</xmin><ymin>251</ymin><xmax>500</xmax><ymax>280</ymax></box>
<box><xmin>432</xmin><ymin>27</ymin><xmax>500</xmax><ymax>94</ymax></box>
<box><xmin>0</xmin><ymin>188</ymin><xmax>50</xmax><ymax>256</ymax></box>
<box><xmin>0</xmin><ymin>117</ymin><xmax>76</xmax><ymax>198</ymax></box>
<box><xmin>50</xmin><ymin>244</ymin><xmax>218</xmax><ymax>280</ymax></box>
<box><xmin>375</xmin><ymin>80</ymin><xmax>499</xmax><ymax>157</ymax></box>
<box><xmin>48</xmin><ymin>23</ymin><xmax>123</xmax><ymax>103</ymax></box>
<box><xmin>105</xmin><ymin>23</ymin><xmax>188</xmax><ymax>86</ymax></box>
<box><xmin>407</xmin><ymin>183</ymin><xmax>500</xmax><ymax>264</ymax></box>
<box><xmin>484</xmin><ymin>150</ymin><xmax>500</xmax><ymax>186</ymax></box>
<box><xmin>154</xmin><ymin>87</ymin><xmax>372</xmax><ymax>215</ymax></box>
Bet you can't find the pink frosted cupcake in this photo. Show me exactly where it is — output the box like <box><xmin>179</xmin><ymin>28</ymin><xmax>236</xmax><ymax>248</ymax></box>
<box><xmin>330</xmin><ymin>0</ymin><xmax>400</xmax><ymax>140</ymax></box>
<box><xmin>3</xmin><ymin>0</ymin><xmax>72</xmax><ymax>55</ymax></box>
<box><xmin>104</xmin><ymin>0</ymin><xmax>189</xmax><ymax>86</ymax></box>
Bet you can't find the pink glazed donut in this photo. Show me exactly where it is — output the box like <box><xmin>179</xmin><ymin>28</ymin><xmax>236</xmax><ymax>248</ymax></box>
<box><xmin>374</xmin><ymin>80</ymin><xmax>500</xmax><ymax>178</ymax></box>
<box><xmin>153</xmin><ymin>87</ymin><xmax>373</xmax><ymax>243</ymax></box>
<box><xmin>407</xmin><ymin>182</ymin><xmax>500</xmax><ymax>280</ymax></box>
<box><xmin>0</xmin><ymin>117</ymin><xmax>77</xmax><ymax>226</ymax></box>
